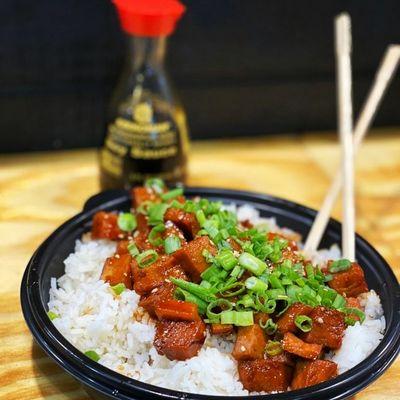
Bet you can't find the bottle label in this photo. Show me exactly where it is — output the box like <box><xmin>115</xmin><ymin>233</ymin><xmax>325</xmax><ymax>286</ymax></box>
<box><xmin>101</xmin><ymin>102</ymin><xmax>183</xmax><ymax>182</ymax></box>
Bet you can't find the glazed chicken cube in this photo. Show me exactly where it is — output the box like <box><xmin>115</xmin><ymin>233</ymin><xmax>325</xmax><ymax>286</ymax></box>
<box><xmin>210</xmin><ymin>324</ymin><xmax>234</xmax><ymax>336</ymax></box>
<box><xmin>136</xmin><ymin>213</ymin><xmax>151</xmax><ymax>235</ymax></box>
<box><xmin>232</xmin><ymin>324</ymin><xmax>267</xmax><ymax>361</ymax></box>
<box><xmin>276</xmin><ymin>303</ymin><xmax>313</xmax><ymax>333</ymax></box>
<box><xmin>282</xmin><ymin>332</ymin><xmax>322</xmax><ymax>360</ymax></box>
<box><xmin>116</xmin><ymin>240</ymin><xmax>129</xmax><ymax>255</ymax></box>
<box><xmin>91</xmin><ymin>211</ymin><xmax>122</xmax><ymax>240</ymax></box>
<box><xmin>131</xmin><ymin>256</ymin><xmax>184</xmax><ymax>295</ymax></box>
<box><xmin>163</xmin><ymin>221</ymin><xmax>187</xmax><ymax>246</ymax></box>
<box><xmin>154</xmin><ymin>319</ymin><xmax>206</xmax><ymax>361</ymax></box>
<box><xmin>301</xmin><ymin>306</ymin><xmax>345</xmax><ymax>350</ymax></box>
<box><xmin>101</xmin><ymin>254</ymin><xmax>132</xmax><ymax>289</ymax></box>
<box><xmin>131</xmin><ymin>187</ymin><xmax>160</xmax><ymax>208</ymax></box>
<box><xmin>139</xmin><ymin>281</ymin><xmax>177</xmax><ymax>317</ymax></box>
<box><xmin>291</xmin><ymin>360</ymin><xmax>338</xmax><ymax>390</ymax></box>
<box><xmin>164</xmin><ymin>208</ymin><xmax>200</xmax><ymax>240</ymax></box>
<box><xmin>328</xmin><ymin>262</ymin><xmax>368</xmax><ymax>297</ymax></box>
<box><xmin>173</xmin><ymin>236</ymin><xmax>217</xmax><ymax>282</ymax></box>
<box><xmin>154</xmin><ymin>300</ymin><xmax>200</xmax><ymax>322</ymax></box>
<box><xmin>238</xmin><ymin>358</ymin><xmax>293</xmax><ymax>393</ymax></box>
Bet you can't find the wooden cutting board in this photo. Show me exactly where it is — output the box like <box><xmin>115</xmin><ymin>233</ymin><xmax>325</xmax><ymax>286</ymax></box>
<box><xmin>1</xmin><ymin>130</ymin><xmax>399</xmax><ymax>399</ymax></box>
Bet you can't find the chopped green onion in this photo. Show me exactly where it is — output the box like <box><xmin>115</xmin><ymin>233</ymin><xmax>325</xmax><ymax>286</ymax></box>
<box><xmin>147</xmin><ymin>203</ymin><xmax>169</xmax><ymax>226</ymax></box>
<box><xmin>329</xmin><ymin>259</ymin><xmax>352</xmax><ymax>273</ymax></box>
<box><xmin>202</xmin><ymin>249</ymin><xmax>215</xmax><ymax>264</ymax></box>
<box><xmin>170</xmin><ymin>277</ymin><xmax>217</xmax><ymax>303</ymax></box>
<box><xmin>340</xmin><ymin>307</ymin><xmax>366</xmax><ymax>323</ymax></box>
<box><xmin>206</xmin><ymin>299</ymin><xmax>233</xmax><ymax>323</ymax></box>
<box><xmin>169</xmin><ymin>199</ymin><xmax>184</xmax><ymax>209</ymax></box>
<box><xmin>259</xmin><ymin>318</ymin><xmax>278</xmax><ymax>335</ymax></box>
<box><xmin>230</xmin><ymin>264</ymin><xmax>243</xmax><ymax>278</ymax></box>
<box><xmin>203</xmin><ymin>220</ymin><xmax>220</xmax><ymax>240</ymax></box>
<box><xmin>220</xmin><ymin>310</ymin><xmax>254</xmax><ymax>326</ymax></box>
<box><xmin>84</xmin><ymin>350</ymin><xmax>100</xmax><ymax>362</ymax></box>
<box><xmin>201</xmin><ymin>265</ymin><xmax>222</xmax><ymax>282</ymax></box>
<box><xmin>255</xmin><ymin>294</ymin><xmax>277</xmax><ymax>314</ymax></box>
<box><xmin>111</xmin><ymin>283</ymin><xmax>125</xmax><ymax>295</ymax></box>
<box><xmin>136</xmin><ymin>200</ymin><xmax>152</xmax><ymax>215</ymax></box>
<box><xmin>266</xmin><ymin>288</ymin><xmax>286</xmax><ymax>299</ymax></box>
<box><xmin>265</xmin><ymin>340</ymin><xmax>283</xmax><ymax>357</ymax></box>
<box><xmin>305</xmin><ymin>264</ymin><xmax>315</xmax><ymax>279</ymax></box>
<box><xmin>196</xmin><ymin>209</ymin><xmax>206</xmax><ymax>226</ymax></box>
<box><xmin>117</xmin><ymin>212</ymin><xmax>137</xmax><ymax>232</ymax></box>
<box><xmin>245</xmin><ymin>276</ymin><xmax>268</xmax><ymax>293</ymax></box>
<box><xmin>144</xmin><ymin>178</ymin><xmax>165</xmax><ymax>194</ymax></box>
<box><xmin>148</xmin><ymin>223</ymin><xmax>165</xmax><ymax>246</ymax></box>
<box><xmin>269</xmin><ymin>273</ymin><xmax>284</xmax><ymax>289</ymax></box>
<box><xmin>216</xmin><ymin>249</ymin><xmax>237</xmax><ymax>270</ymax></box>
<box><xmin>295</xmin><ymin>315</ymin><xmax>313</xmax><ymax>332</ymax></box>
<box><xmin>174</xmin><ymin>288</ymin><xmax>207</xmax><ymax>314</ymax></box>
<box><xmin>47</xmin><ymin>311</ymin><xmax>59</xmax><ymax>321</ymax></box>
<box><xmin>238</xmin><ymin>252</ymin><xmax>267</xmax><ymax>276</ymax></box>
<box><xmin>136</xmin><ymin>250</ymin><xmax>158</xmax><ymax>268</ymax></box>
<box><xmin>183</xmin><ymin>200</ymin><xmax>197</xmax><ymax>213</ymax></box>
<box><xmin>332</xmin><ymin>293</ymin><xmax>346</xmax><ymax>309</ymax></box>
<box><xmin>200</xmin><ymin>280</ymin><xmax>212</xmax><ymax>289</ymax></box>
<box><xmin>236</xmin><ymin>294</ymin><xmax>256</xmax><ymax>309</ymax></box>
<box><xmin>164</xmin><ymin>235</ymin><xmax>181</xmax><ymax>254</ymax></box>
<box><xmin>345</xmin><ymin>316</ymin><xmax>357</xmax><ymax>326</ymax></box>
<box><xmin>127</xmin><ymin>242</ymin><xmax>139</xmax><ymax>257</ymax></box>
<box><xmin>218</xmin><ymin>282</ymin><xmax>245</xmax><ymax>298</ymax></box>
<box><xmin>161</xmin><ymin>188</ymin><xmax>184</xmax><ymax>201</ymax></box>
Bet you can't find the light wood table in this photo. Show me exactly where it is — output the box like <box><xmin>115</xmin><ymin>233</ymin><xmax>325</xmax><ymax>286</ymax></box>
<box><xmin>1</xmin><ymin>130</ymin><xmax>399</xmax><ymax>399</ymax></box>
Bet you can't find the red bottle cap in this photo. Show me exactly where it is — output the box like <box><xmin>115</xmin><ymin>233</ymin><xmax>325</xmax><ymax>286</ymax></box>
<box><xmin>113</xmin><ymin>0</ymin><xmax>186</xmax><ymax>37</ymax></box>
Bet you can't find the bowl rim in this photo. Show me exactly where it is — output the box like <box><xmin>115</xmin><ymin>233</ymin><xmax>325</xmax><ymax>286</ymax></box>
<box><xmin>21</xmin><ymin>187</ymin><xmax>400</xmax><ymax>400</ymax></box>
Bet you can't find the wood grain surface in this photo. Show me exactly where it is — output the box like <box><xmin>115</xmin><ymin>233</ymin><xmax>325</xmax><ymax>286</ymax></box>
<box><xmin>1</xmin><ymin>130</ymin><xmax>399</xmax><ymax>399</ymax></box>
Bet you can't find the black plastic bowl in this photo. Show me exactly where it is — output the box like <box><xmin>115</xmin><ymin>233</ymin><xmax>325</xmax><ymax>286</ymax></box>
<box><xmin>21</xmin><ymin>188</ymin><xmax>400</xmax><ymax>400</ymax></box>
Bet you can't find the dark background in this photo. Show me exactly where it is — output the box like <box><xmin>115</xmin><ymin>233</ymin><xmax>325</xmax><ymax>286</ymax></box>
<box><xmin>0</xmin><ymin>0</ymin><xmax>399</xmax><ymax>153</ymax></box>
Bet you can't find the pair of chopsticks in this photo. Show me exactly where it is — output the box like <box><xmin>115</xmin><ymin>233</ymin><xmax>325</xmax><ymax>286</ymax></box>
<box><xmin>303</xmin><ymin>13</ymin><xmax>400</xmax><ymax>260</ymax></box>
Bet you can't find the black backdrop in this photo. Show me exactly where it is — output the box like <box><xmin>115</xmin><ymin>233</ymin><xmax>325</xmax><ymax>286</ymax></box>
<box><xmin>0</xmin><ymin>1</ymin><xmax>399</xmax><ymax>153</ymax></box>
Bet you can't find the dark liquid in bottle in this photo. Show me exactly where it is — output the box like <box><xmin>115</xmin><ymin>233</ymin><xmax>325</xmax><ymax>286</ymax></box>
<box><xmin>99</xmin><ymin>98</ymin><xmax>188</xmax><ymax>190</ymax></box>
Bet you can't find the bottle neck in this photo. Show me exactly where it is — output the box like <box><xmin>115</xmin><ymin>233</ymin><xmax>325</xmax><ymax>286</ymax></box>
<box><xmin>130</xmin><ymin>36</ymin><xmax>167</xmax><ymax>72</ymax></box>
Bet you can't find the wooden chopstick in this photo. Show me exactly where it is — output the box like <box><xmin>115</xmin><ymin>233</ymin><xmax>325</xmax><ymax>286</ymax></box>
<box><xmin>303</xmin><ymin>45</ymin><xmax>400</xmax><ymax>255</ymax></box>
<box><xmin>335</xmin><ymin>13</ymin><xmax>355</xmax><ymax>261</ymax></box>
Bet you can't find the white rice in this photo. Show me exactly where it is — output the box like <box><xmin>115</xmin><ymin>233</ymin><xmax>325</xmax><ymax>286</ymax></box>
<box><xmin>48</xmin><ymin>205</ymin><xmax>385</xmax><ymax>395</ymax></box>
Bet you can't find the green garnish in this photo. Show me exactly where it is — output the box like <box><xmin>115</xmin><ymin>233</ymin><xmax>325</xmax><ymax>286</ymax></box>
<box><xmin>329</xmin><ymin>259</ymin><xmax>352</xmax><ymax>273</ymax></box>
<box><xmin>265</xmin><ymin>340</ymin><xmax>283</xmax><ymax>356</ymax></box>
<box><xmin>147</xmin><ymin>203</ymin><xmax>169</xmax><ymax>226</ymax></box>
<box><xmin>164</xmin><ymin>235</ymin><xmax>181</xmax><ymax>254</ymax></box>
<box><xmin>206</xmin><ymin>299</ymin><xmax>233</xmax><ymax>323</ymax></box>
<box><xmin>238</xmin><ymin>252</ymin><xmax>267</xmax><ymax>276</ymax></box>
<box><xmin>174</xmin><ymin>288</ymin><xmax>208</xmax><ymax>314</ymax></box>
<box><xmin>161</xmin><ymin>188</ymin><xmax>184</xmax><ymax>201</ymax></box>
<box><xmin>144</xmin><ymin>178</ymin><xmax>165</xmax><ymax>194</ymax></box>
<box><xmin>148</xmin><ymin>223</ymin><xmax>166</xmax><ymax>246</ymax></box>
<box><xmin>127</xmin><ymin>242</ymin><xmax>139</xmax><ymax>257</ymax></box>
<box><xmin>136</xmin><ymin>250</ymin><xmax>158</xmax><ymax>268</ymax></box>
<box><xmin>220</xmin><ymin>310</ymin><xmax>254</xmax><ymax>326</ymax></box>
<box><xmin>170</xmin><ymin>277</ymin><xmax>217</xmax><ymax>303</ymax></box>
<box><xmin>295</xmin><ymin>315</ymin><xmax>313</xmax><ymax>332</ymax></box>
<box><xmin>259</xmin><ymin>318</ymin><xmax>278</xmax><ymax>335</ymax></box>
<box><xmin>84</xmin><ymin>350</ymin><xmax>101</xmax><ymax>362</ymax></box>
<box><xmin>216</xmin><ymin>249</ymin><xmax>237</xmax><ymax>271</ymax></box>
<box><xmin>111</xmin><ymin>283</ymin><xmax>126</xmax><ymax>295</ymax></box>
<box><xmin>47</xmin><ymin>311</ymin><xmax>59</xmax><ymax>321</ymax></box>
<box><xmin>117</xmin><ymin>212</ymin><xmax>137</xmax><ymax>232</ymax></box>
<box><xmin>341</xmin><ymin>307</ymin><xmax>366</xmax><ymax>323</ymax></box>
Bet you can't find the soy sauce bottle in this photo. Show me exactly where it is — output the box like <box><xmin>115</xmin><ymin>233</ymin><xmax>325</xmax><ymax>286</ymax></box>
<box><xmin>100</xmin><ymin>0</ymin><xmax>189</xmax><ymax>190</ymax></box>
